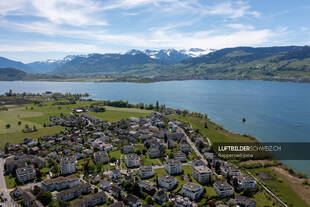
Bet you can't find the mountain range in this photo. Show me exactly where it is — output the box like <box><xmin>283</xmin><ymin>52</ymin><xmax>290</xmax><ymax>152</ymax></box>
<box><xmin>1</xmin><ymin>46</ymin><xmax>310</xmax><ymax>82</ymax></box>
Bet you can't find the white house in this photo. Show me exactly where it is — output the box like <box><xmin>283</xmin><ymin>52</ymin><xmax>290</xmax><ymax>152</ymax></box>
<box><xmin>164</xmin><ymin>159</ymin><xmax>182</xmax><ymax>175</ymax></box>
<box><xmin>192</xmin><ymin>165</ymin><xmax>212</xmax><ymax>185</ymax></box>
<box><xmin>125</xmin><ymin>154</ymin><xmax>140</xmax><ymax>168</ymax></box>
<box><xmin>94</xmin><ymin>151</ymin><xmax>109</xmax><ymax>164</ymax></box>
<box><xmin>213</xmin><ymin>181</ymin><xmax>234</xmax><ymax>198</ymax></box>
<box><xmin>182</xmin><ymin>182</ymin><xmax>203</xmax><ymax>200</ymax></box>
<box><xmin>60</xmin><ymin>156</ymin><xmax>77</xmax><ymax>175</ymax></box>
<box><xmin>139</xmin><ymin>165</ymin><xmax>154</xmax><ymax>179</ymax></box>
<box><xmin>158</xmin><ymin>174</ymin><xmax>177</xmax><ymax>191</ymax></box>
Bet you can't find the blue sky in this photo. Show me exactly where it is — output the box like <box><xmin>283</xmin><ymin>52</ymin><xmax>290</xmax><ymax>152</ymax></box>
<box><xmin>0</xmin><ymin>0</ymin><xmax>310</xmax><ymax>63</ymax></box>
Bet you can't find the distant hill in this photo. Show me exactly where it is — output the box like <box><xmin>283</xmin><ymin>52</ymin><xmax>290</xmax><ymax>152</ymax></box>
<box><xmin>0</xmin><ymin>57</ymin><xmax>33</xmax><ymax>73</ymax></box>
<box><xmin>0</xmin><ymin>68</ymin><xmax>65</xmax><ymax>81</ymax></box>
<box><xmin>0</xmin><ymin>68</ymin><xmax>27</xmax><ymax>80</ymax></box>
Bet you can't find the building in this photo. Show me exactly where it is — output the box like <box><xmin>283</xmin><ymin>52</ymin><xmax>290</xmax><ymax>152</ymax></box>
<box><xmin>154</xmin><ymin>190</ymin><xmax>168</xmax><ymax>204</ymax></box>
<box><xmin>164</xmin><ymin>159</ymin><xmax>182</xmax><ymax>175</ymax></box>
<box><xmin>100</xmin><ymin>180</ymin><xmax>112</xmax><ymax>191</ymax></box>
<box><xmin>138</xmin><ymin>181</ymin><xmax>156</xmax><ymax>193</ymax></box>
<box><xmin>213</xmin><ymin>181</ymin><xmax>234</xmax><ymax>198</ymax></box>
<box><xmin>139</xmin><ymin>165</ymin><xmax>154</xmax><ymax>179</ymax></box>
<box><xmin>125</xmin><ymin>154</ymin><xmax>140</xmax><ymax>168</ymax></box>
<box><xmin>179</xmin><ymin>144</ymin><xmax>191</xmax><ymax>153</ymax></box>
<box><xmin>60</xmin><ymin>156</ymin><xmax>77</xmax><ymax>175</ymax></box>
<box><xmin>21</xmin><ymin>191</ymin><xmax>36</xmax><ymax>207</ymax></box>
<box><xmin>191</xmin><ymin>160</ymin><xmax>205</xmax><ymax>168</ymax></box>
<box><xmin>16</xmin><ymin>166</ymin><xmax>36</xmax><ymax>183</ymax></box>
<box><xmin>110</xmin><ymin>169</ymin><xmax>121</xmax><ymax>180</ymax></box>
<box><xmin>148</xmin><ymin>148</ymin><xmax>161</xmax><ymax>158</ymax></box>
<box><xmin>192</xmin><ymin>165</ymin><xmax>212</xmax><ymax>185</ymax></box>
<box><xmin>229</xmin><ymin>196</ymin><xmax>256</xmax><ymax>207</ymax></box>
<box><xmin>158</xmin><ymin>174</ymin><xmax>177</xmax><ymax>191</ymax></box>
<box><xmin>56</xmin><ymin>183</ymin><xmax>91</xmax><ymax>201</ymax></box>
<box><xmin>174</xmin><ymin>152</ymin><xmax>187</xmax><ymax>162</ymax></box>
<box><xmin>182</xmin><ymin>182</ymin><xmax>203</xmax><ymax>200</ymax></box>
<box><xmin>123</xmin><ymin>145</ymin><xmax>135</xmax><ymax>154</ymax></box>
<box><xmin>125</xmin><ymin>194</ymin><xmax>142</xmax><ymax>207</ymax></box>
<box><xmin>220</xmin><ymin>165</ymin><xmax>241</xmax><ymax>177</ymax></box>
<box><xmin>42</xmin><ymin>175</ymin><xmax>79</xmax><ymax>192</ymax></box>
<box><xmin>73</xmin><ymin>192</ymin><xmax>107</xmax><ymax>207</ymax></box>
<box><xmin>234</xmin><ymin>174</ymin><xmax>257</xmax><ymax>189</ymax></box>
<box><xmin>94</xmin><ymin>151</ymin><xmax>109</xmax><ymax>164</ymax></box>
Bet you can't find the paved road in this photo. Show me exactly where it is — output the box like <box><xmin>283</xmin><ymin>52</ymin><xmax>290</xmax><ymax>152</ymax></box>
<box><xmin>0</xmin><ymin>158</ymin><xmax>17</xmax><ymax>207</ymax></box>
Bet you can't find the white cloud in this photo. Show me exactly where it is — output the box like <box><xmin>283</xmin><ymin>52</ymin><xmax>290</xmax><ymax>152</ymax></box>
<box><xmin>206</xmin><ymin>1</ymin><xmax>260</xmax><ymax>19</ymax></box>
<box><xmin>0</xmin><ymin>41</ymin><xmax>101</xmax><ymax>53</ymax></box>
<box><xmin>227</xmin><ymin>24</ymin><xmax>254</xmax><ymax>30</ymax></box>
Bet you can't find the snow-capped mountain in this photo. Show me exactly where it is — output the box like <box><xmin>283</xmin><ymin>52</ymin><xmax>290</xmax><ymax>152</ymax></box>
<box><xmin>26</xmin><ymin>48</ymin><xmax>215</xmax><ymax>73</ymax></box>
<box><xmin>27</xmin><ymin>54</ymin><xmax>95</xmax><ymax>73</ymax></box>
<box><xmin>181</xmin><ymin>48</ymin><xmax>216</xmax><ymax>57</ymax></box>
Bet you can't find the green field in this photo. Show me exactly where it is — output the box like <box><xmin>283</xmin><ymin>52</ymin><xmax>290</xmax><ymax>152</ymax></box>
<box><xmin>249</xmin><ymin>167</ymin><xmax>309</xmax><ymax>207</ymax></box>
<box><xmin>0</xmin><ymin>101</ymin><xmax>151</xmax><ymax>149</ymax></box>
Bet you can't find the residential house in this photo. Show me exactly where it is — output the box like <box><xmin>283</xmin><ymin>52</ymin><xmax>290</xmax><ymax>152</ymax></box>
<box><xmin>220</xmin><ymin>165</ymin><xmax>241</xmax><ymax>177</ymax></box>
<box><xmin>125</xmin><ymin>154</ymin><xmax>140</xmax><ymax>168</ymax></box>
<box><xmin>158</xmin><ymin>174</ymin><xmax>177</xmax><ymax>191</ymax></box>
<box><xmin>56</xmin><ymin>183</ymin><xmax>91</xmax><ymax>201</ymax></box>
<box><xmin>148</xmin><ymin>148</ymin><xmax>161</xmax><ymax>158</ymax></box>
<box><xmin>94</xmin><ymin>151</ymin><xmax>109</xmax><ymax>164</ymax></box>
<box><xmin>234</xmin><ymin>174</ymin><xmax>257</xmax><ymax>190</ymax></box>
<box><xmin>42</xmin><ymin>175</ymin><xmax>80</xmax><ymax>192</ymax></box>
<box><xmin>16</xmin><ymin>166</ymin><xmax>36</xmax><ymax>183</ymax></box>
<box><xmin>179</xmin><ymin>144</ymin><xmax>191</xmax><ymax>153</ymax></box>
<box><xmin>110</xmin><ymin>169</ymin><xmax>121</xmax><ymax>180</ymax></box>
<box><xmin>229</xmin><ymin>196</ymin><xmax>256</xmax><ymax>207</ymax></box>
<box><xmin>182</xmin><ymin>182</ymin><xmax>203</xmax><ymax>200</ymax></box>
<box><xmin>139</xmin><ymin>165</ymin><xmax>154</xmax><ymax>179</ymax></box>
<box><xmin>213</xmin><ymin>181</ymin><xmax>234</xmax><ymax>198</ymax></box>
<box><xmin>174</xmin><ymin>152</ymin><xmax>187</xmax><ymax>162</ymax></box>
<box><xmin>100</xmin><ymin>180</ymin><xmax>112</xmax><ymax>191</ymax></box>
<box><xmin>154</xmin><ymin>190</ymin><xmax>168</xmax><ymax>204</ymax></box>
<box><xmin>164</xmin><ymin>159</ymin><xmax>182</xmax><ymax>175</ymax></box>
<box><xmin>123</xmin><ymin>145</ymin><xmax>135</xmax><ymax>154</ymax></box>
<box><xmin>60</xmin><ymin>156</ymin><xmax>77</xmax><ymax>175</ymax></box>
<box><xmin>125</xmin><ymin>194</ymin><xmax>142</xmax><ymax>207</ymax></box>
<box><xmin>192</xmin><ymin>165</ymin><xmax>212</xmax><ymax>185</ymax></box>
<box><xmin>21</xmin><ymin>191</ymin><xmax>36</xmax><ymax>207</ymax></box>
<box><xmin>138</xmin><ymin>181</ymin><xmax>156</xmax><ymax>193</ymax></box>
<box><xmin>73</xmin><ymin>192</ymin><xmax>107</xmax><ymax>207</ymax></box>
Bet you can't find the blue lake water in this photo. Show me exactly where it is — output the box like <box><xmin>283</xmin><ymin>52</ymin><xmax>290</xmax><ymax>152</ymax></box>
<box><xmin>0</xmin><ymin>80</ymin><xmax>310</xmax><ymax>175</ymax></box>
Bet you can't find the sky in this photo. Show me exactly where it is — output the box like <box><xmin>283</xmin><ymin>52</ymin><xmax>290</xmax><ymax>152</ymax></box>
<box><xmin>0</xmin><ymin>0</ymin><xmax>310</xmax><ymax>63</ymax></box>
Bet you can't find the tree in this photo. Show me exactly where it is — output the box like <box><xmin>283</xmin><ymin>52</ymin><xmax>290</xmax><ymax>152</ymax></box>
<box><xmin>155</xmin><ymin>100</ymin><xmax>159</xmax><ymax>111</ymax></box>
<box><xmin>182</xmin><ymin>110</ymin><xmax>189</xmax><ymax>116</ymax></box>
<box><xmin>168</xmin><ymin>152</ymin><xmax>174</xmax><ymax>159</ymax></box>
<box><xmin>146</xmin><ymin>196</ymin><xmax>153</xmax><ymax>205</ymax></box>
<box><xmin>38</xmin><ymin>192</ymin><xmax>53</xmax><ymax>205</ymax></box>
<box><xmin>215</xmin><ymin>161</ymin><xmax>221</xmax><ymax>174</ymax></box>
<box><xmin>204</xmin><ymin>122</ymin><xmax>208</xmax><ymax>129</ymax></box>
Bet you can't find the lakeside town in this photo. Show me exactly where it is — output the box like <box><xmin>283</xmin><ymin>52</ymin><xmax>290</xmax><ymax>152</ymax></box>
<box><xmin>0</xmin><ymin>91</ymin><xmax>308</xmax><ymax>207</ymax></box>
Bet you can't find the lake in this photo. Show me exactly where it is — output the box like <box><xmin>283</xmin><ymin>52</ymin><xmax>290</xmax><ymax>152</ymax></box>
<box><xmin>0</xmin><ymin>80</ymin><xmax>310</xmax><ymax>175</ymax></box>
